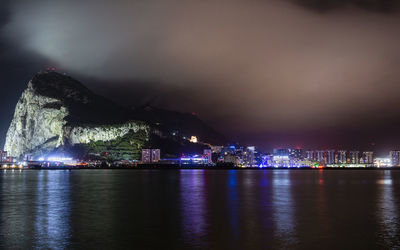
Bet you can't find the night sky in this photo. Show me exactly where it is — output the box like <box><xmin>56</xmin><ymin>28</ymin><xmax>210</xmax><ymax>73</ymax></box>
<box><xmin>1</xmin><ymin>0</ymin><xmax>400</xmax><ymax>155</ymax></box>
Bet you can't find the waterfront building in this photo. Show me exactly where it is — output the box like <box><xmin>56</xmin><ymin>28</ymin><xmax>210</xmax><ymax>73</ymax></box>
<box><xmin>272</xmin><ymin>155</ymin><xmax>290</xmax><ymax>167</ymax></box>
<box><xmin>374</xmin><ymin>158</ymin><xmax>391</xmax><ymax>168</ymax></box>
<box><xmin>336</xmin><ymin>150</ymin><xmax>347</xmax><ymax>164</ymax></box>
<box><xmin>151</xmin><ymin>149</ymin><xmax>161</xmax><ymax>163</ymax></box>
<box><xmin>180</xmin><ymin>154</ymin><xmax>209</xmax><ymax>165</ymax></box>
<box><xmin>141</xmin><ymin>149</ymin><xmax>161</xmax><ymax>163</ymax></box>
<box><xmin>243</xmin><ymin>146</ymin><xmax>255</xmax><ymax>167</ymax></box>
<box><xmin>289</xmin><ymin>148</ymin><xmax>303</xmax><ymax>160</ymax></box>
<box><xmin>362</xmin><ymin>151</ymin><xmax>374</xmax><ymax>165</ymax></box>
<box><xmin>141</xmin><ymin>149</ymin><xmax>151</xmax><ymax>163</ymax></box>
<box><xmin>224</xmin><ymin>153</ymin><xmax>240</xmax><ymax>165</ymax></box>
<box><xmin>0</xmin><ymin>151</ymin><xmax>6</xmax><ymax>162</ymax></box>
<box><xmin>315</xmin><ymin>150</ymin><xmax>325</xmax><ymax>164</ymax></box>
<box><xmin>273</xmin><ymin>148</ymin><xmax>303</xmax><ymax>161</ymax></box>
<box><xmin>326</xmin><ymin>150</ymin><xmax>335</xmax><ymax>164</ymax></box>
<box><xmin>305</xmin><ymin>151</ymin><xmax>314</xmax><ymax>161</ymax></box>
<box><xmin>390</xmin><ymin>151</ymin><xmax>400</xmax><ymax>166</ymax></box>
<box><xmin>204</xmin><ymin>149</ymin><xmax>213</xmax><ymax>164</ymax></box>
<box><xmin>350</xmin><ymin>151</ymin><xmax>360</xmax><ymax>164</ymax></box>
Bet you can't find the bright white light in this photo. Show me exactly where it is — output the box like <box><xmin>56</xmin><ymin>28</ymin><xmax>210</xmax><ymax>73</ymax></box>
<box><xmin>273</xmin><ymin>155</ymin><xmax>289</xmax><ymax>160</ymax></box>
<box><xmin>47</xmin><ymin>157</ymin><xmax>73</xmax><ymax>162</ymax></box>
<box><xmin>190</xmin><ymin>136</ymin><xmax>198</xmax><ymax>143</ymax></box>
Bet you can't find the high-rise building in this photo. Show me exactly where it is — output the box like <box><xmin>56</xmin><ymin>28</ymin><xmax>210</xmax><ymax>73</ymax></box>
<box><xmin>337</xmin><ymin>150</ymin><xmax>347</xmax><ymax>164</ymax></box>
<box><xmin>315</xmin><ymin>150</ymin><xmax>325</xmax><ymax>164</ymax></box>
<box><xmin>289</xmin><ymin>148</ymin><xmax>303</xmax><ymax>160</ymax></box>
<box><xmin>326</xmin><ymin>150</ymin><xmax>335</xmax><ymax>164</ymax></box>
<box><xmin>362</xmin><ymin>152</ymin><xmax>374</xmax><ymax>165</ymax></box>
<box><xmin>306</xmin><ymin>151</ymin><xmax>314</xmax><ymax>160</ymax></box>
<box><xmin>350</xmin><ymin>151</ymin><xmax>360</xmax><ymax>164</ymax></box>
<box><xmin>390</xmin><ymin>151</ymin><xmax>400</xmax><ymax>167</ymax></box>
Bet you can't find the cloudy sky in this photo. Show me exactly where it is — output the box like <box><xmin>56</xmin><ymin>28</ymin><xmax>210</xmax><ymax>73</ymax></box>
<box><xmin>1</xmin><ymin>0</ymin><xmax>400</xmax><ymax>154</ymax></box>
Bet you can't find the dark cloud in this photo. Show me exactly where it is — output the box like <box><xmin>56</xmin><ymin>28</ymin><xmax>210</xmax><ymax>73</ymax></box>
<box><xmin>1</xmin><ymin>0</ymin><xmax>400</xmax><ymax>151</ymax></box>
<box><xmin>0</xmin><ymin>0</ymin><xmax>49</xmax><ymax>147</ymax></box>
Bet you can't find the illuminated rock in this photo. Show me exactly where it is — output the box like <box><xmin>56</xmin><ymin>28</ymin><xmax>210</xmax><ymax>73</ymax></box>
<box><xmin>4</xmin><ymin>72</ymin><xmax>149</xmax><ymax>159</ymax></box>
<box><xmin>4</xmin><ymin>71</ymin><xmax>226</xmax><ymax>160</ymax></box>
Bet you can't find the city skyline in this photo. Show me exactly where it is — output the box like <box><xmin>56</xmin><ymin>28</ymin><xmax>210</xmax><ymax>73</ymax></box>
<box><xmin>1</xmin><ymin>1</ymin><xmax>400</xmax><ymax>249</ymax></box>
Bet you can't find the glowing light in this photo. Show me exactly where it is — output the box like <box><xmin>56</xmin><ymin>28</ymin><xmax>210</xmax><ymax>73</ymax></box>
<box><xmin>273</xmin><ymin>155</ymin><xmax>289</xmax><ymax>160</ymax></box>
<box><xmin>47</xmin><ymin>157</ymin><xmax>73</xmax><ymax>162</ymax></box>
<box><xmin>190</xmin><ymin>136</ymin><xmax>198</xmax><ymax>143</ymax></box>
<box><xmin>181</xmin><ymin>157</ymin><xmax>205</xmax><ymax>161</ymax></box>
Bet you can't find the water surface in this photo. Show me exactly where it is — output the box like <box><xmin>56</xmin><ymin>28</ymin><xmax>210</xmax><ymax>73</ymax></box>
<box><xmin>1</xmin><ymin>169</ymin><xmax>399</xmax><ymax>249</ymax></box>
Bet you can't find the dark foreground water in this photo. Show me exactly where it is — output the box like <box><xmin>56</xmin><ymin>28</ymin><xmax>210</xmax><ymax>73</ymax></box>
<box><xmin>1</xmin><ymin>170</ymin><xmax>399</xmax><ymax>249</ymax></box>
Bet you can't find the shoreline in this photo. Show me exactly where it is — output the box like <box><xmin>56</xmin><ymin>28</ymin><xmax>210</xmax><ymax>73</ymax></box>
<box><xmin>4</xmin><ymin>166</ymin><xmax>400</xmax><ymax>170</ymax></box>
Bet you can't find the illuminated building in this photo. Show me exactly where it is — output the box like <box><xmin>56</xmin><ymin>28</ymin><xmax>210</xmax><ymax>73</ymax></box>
<box><xmin>151</xmin><ymin>149</ymin><xmax>161</xmax><ymax>163</ymax></box>
<box><xmin>289</xmin><ymin>148</ymin><xmax>303</xmax><ymax>160</ymax></box>
<box><xmin>141</xmin><ymin>149</ymin><xmax>161</xmax><ymax>163</ymax></box>
<box><xmin>180</xmin><ymin>154</ymin><xmax>209</xmax><ymax>165</ymax></box>
<box><xmin>315</xmin><ymin>150</ymin><xmax>325</xmax><ymax>164</ymax></box>
<box><xmin>221</xmin><ymin>145</ymin><xmax>236</xmax><ymax>155</ymax></box>
<box><xmin>326</xmin><ymin>150</ymin><xmax>335</xmax><ymax>164</ymax></box>
<box><xmin>204</xmin><ymin>149</ymin><xmax>212</xmax><ymax>164</ymax></box>
<box><xmin>306</xmin><ymin>151</ymin><xmax>314</xmax><ymax>160</ymax></box>
<box><xmin>390</xmin><ymin>151</ymin><xmax>400</xmax><ymax>166</ymax></box>
<box><xmin>210</xmin><ymin>146</ymin><xmax>223</xmax><ymax>154</ymax></box>
<box><xmin>243</xmin><ymin>146</ymin><xmax>255</xmax><ymax>167</ymax></box>
<box><xmin>374</xmin><ymin>158</ymin><xmax>391</xmax><ymax>168</ymax></box>
<box><xmin>273</xmin><ymin>148</ymin><xmax>289</xmax><ymax>157</ymax></box>
<box><xmin>224</xmin><ymin>154</ymin><xmax>240</xmax><ymax>165</ymax></box>
<box><xmin>272</xmin><ymin>155</ymin><xmax>290</xmax><ymax>167</ymax></box>
<box><xmin>0</xmin><ymin>151</ymin><xmax>7</xmax><ymax>162</ymax></box>
<box><xmin>274</xmin><ymin>148</ymin><xmax>303</xmax><ymax>161</ymax></box>
<box><xmin>336</xmin><ymin>150</ymin><xmax>347</xmax><ymax>164</ymax></box>
<box><xmin>362</xmin><ymin>151</ymin><xmax>374</xmax><ymax>165</ymax></box>
<box><xmin>349</xmin><ymin>151</ymin><xmax>360</xmax><ymax>164</ymax></box>
<box><xmin>142</xmin><ymin>149</ymin><xmax>151</xmax><ymax>163</ymax></box>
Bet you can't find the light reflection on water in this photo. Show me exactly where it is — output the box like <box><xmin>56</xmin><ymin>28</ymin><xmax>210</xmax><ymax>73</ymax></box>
<box><xmin>0</xmin><ymin>170</ymin><xmax>72</xmax><ymax>249</ymax></box>
<box><xmin>34</xmin><ymin>171</ymin><xmax>71</xmax><ymax>249</ymax></box>
<box><xmin>272</xmin><ymin>170</ymin><xmax>297</xmax><ymax>248</ymax></box>
<box><xmin>377</xmin><ymin>170</ymin><xmax>399</xmax><ymax>249</ymax></box>
<box><xmin>228</xmin><ymin>170</ymin><xmax>240</xmax><ymax>238</ymax></box>
<box><xmin>0</xmin><ymin>169</ymin><xmax>399</xmax><ymax>249</ymax></box>
<box><xmin>180</xmin><ymin>170</ymin><xmax>208</xmax><ymax>248</ymax></box>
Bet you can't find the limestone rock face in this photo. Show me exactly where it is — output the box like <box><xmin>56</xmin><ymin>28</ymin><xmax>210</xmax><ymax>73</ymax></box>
<box><xmin>66</xmin><ymin>122</ymin><xmax>148</xmax><ymax>145</ymax></box>
<box><xmin>4</xmin><ymin>82</ymin><xmax>68</xmax><ymax>158</ymax></box>
<box><xmin>4</xmin><ymin>72</ymin><xmax>149</xmax><ymax>159</ymax></box>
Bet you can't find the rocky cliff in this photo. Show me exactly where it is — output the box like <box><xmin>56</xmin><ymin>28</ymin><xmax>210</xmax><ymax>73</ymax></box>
<box><xmin>4</xmin><ymin>72</ymin><xmax>149</xmax><ymax>160</ymax></box>
<box><xmin>4</xmin><ymin>71</ymin><xmax>226</xmax><ymax>160</ymax></box>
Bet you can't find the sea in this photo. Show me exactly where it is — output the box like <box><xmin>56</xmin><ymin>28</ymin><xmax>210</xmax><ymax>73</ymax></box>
<box><xmin>0</xmin><ymin>169</ymin><xmax>399</xmax><ymax>249</ymax></box>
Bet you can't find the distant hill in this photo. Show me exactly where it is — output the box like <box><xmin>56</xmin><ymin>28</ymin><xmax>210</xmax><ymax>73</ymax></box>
<box><xmin>132</xmin><ymin>106</ymin><xmax>226</xmax><ymax>146</ymax></box>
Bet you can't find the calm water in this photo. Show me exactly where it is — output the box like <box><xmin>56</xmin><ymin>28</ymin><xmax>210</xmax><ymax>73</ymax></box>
<box><xmin>0</xmin><ymin>169</ymin><xmax>399</xmax><ymax>249</ymax></box>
